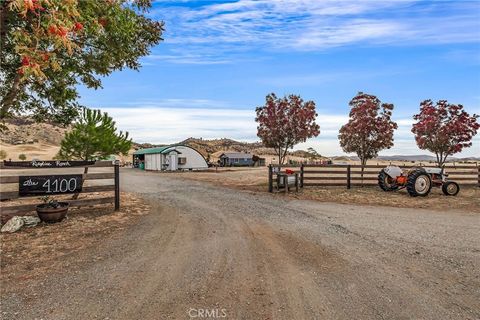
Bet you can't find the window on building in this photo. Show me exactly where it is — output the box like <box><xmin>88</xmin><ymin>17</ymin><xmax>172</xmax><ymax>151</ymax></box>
<box><xmin>178</xmin><ymin>157</ymin><xmax>187</xmax><ymax>165</ymax></box>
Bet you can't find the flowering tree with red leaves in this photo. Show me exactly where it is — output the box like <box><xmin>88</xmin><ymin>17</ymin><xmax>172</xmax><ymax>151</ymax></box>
<box><xmin>256</xmin><ymin>93</ymin><xmax>320</xmax><ymax>165</ymax></box>
<box><xmin>412</xmin><ymin>100</ymin><xmax>479</xmax><ymax>168</ymax></box>
<box><xmin>339</xmin><ymin>92</ymin><xmax>398</xmax><ymax>178</ymax></box>
<box><xmin>0</xmin><ymin>0</ymin><xmax>163</xmax><ymax>126</ymax></box>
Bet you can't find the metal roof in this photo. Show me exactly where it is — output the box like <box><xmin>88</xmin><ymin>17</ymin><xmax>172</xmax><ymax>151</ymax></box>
<box><xmin>133</xmin><ymin>145</ymin><xmax>187</xmax><ymax>155</ymax></box>
<box><xmin>133</xmin><ymin>146</ymin><xmax>170</xmax><ymax>155</ymax></box>
<box><xmin>220</xmin><ymin>152</ymin><xmax>253</xmax><ymax>159</ymax></box>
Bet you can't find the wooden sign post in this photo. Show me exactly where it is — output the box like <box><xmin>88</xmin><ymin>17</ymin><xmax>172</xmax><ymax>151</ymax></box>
<box><xmin>0</xmin><ymin>160</ymin><xmax>120</xmax><ymax>217</ymax></box>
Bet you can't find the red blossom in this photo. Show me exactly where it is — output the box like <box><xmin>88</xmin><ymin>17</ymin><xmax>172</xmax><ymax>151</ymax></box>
<box><xmin>255</xmin><ymin>93</ymin><xmax>320</xmax><ymax>165</ymax></box>
<box><xmin>48</xmin><ymin>25</ymin><xmax>57</xmax><ymax>35</ymax></box>
<box><xmin>412</xmin><ymin>100</ymin><xmax>479</xmax><ymax>167</ymax></box>
<box><xmin>25</xmin><ymin>0</ymin><xmax>44</xmax><ymax>12</ymax></box>
<box><xmin>339</xmin><ymin>92</ymin><xmax>398</xmax><ymax>171</ymax></box>
<box><xmin>98</xmin><ymin>18</ymin><xmax>108</xmax><ymax>27</ymax></box>
<box><xmin>57</xmin><ymin>26</ymin><xmax>68</xmax><ymax>37</ymax></box>
<box><xmin>73</xmin><ymin>22</ymin><xmax>83</xmax><ymax>31</ymax></box>
<box><xmin>21</xmin><ymin>56</ymin><xmax>30</xmax><ymax>66</ymax></box>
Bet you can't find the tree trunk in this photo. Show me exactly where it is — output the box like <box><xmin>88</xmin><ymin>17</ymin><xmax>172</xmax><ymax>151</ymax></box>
<box><xmin>436</xmin><ymin>151</ymin><xmax>446</xmax><ymax>168</ymax></box>
<box><xmin>280</xmin><ymin>145</ymin><xmax>289</xmax><ymax>165</ymax></box>
<box><xmin>0</xmin><ymin>2</ymin><xmax>8</xmax><ymax>62</ymax></box>
<box><xmin>439</xmin><ymin>152</ymin><xmax>449</xmax><ymax>170</ymax></box>
<box><xmin>1</xmin><ymin>3</ymin><xmax>22</xmax><ymax>120</ymax></box>
<box><xmin>0</xmin><ymin>73</ymin><xmax>22</xmax><ymax>120</ymax></box>
<box><xmin>360</xmin><ymin>157</ymin><xmax>367</xmax><ymax>186</ymax></box>
<box><xmin>435</xmin><ymin>152</ymin><xmax>441</xmax><ymax>168</ymax></box>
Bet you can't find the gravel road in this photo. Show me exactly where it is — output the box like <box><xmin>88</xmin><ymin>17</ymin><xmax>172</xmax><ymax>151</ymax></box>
<box><xmin>2</xmin><ymin>168</ymin><xmax>479</xmax><ymax>320</ymax></box>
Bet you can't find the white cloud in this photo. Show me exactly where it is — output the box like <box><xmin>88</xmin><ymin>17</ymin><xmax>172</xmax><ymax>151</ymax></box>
<box><xmin>102</xmin><ymin>105</ymin><xmax>479</xmax><ymax>157</ymax></box>
<box><xmin>145</xmin><ymin>53</ymin><xmax>232</xmax><ymax>65</ymax></box>
<box><xmin>104</xmin><ymin>106</ymin><xmax>256</xmax><ymax>144</ymax></box>
<box><xmin>150</xmin><ymin>0</ymin><xmax>480</xmax><ymax>63</ymax></box>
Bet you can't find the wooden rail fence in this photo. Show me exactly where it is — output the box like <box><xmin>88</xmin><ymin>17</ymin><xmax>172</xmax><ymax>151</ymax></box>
<box><xmin>0</xmin><ymin>160</ymin><xmax>120</xmax><ymax>216</ymax></box>
<box><xmin>269</xmin><ymin>163</ymin><xmax>479</xmax><ymax>191</ymax></box>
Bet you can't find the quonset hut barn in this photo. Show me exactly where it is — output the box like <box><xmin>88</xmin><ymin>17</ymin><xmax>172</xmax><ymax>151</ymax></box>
<box><xmin>133</xmin><ymin>145</ymin><xmax>208</xmax><ymax>171</ymax></box>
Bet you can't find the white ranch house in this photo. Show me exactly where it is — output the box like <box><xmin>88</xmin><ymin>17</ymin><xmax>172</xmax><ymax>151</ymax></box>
<box><xmin>133</xmin><ymin>145</ymin><xmax>208</xmax><ymax>171</ymax></box>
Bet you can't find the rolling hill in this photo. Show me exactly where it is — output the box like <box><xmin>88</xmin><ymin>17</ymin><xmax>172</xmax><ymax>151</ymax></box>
<box><xmin>1</xmin><ymin>118</ymin><xmax>478</xmax><ymax>163</ymax></box>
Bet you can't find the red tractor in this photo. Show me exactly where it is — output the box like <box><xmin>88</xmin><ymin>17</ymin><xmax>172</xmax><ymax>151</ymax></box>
<box><xmin>378</xmin><ymin>166</ymin><xmax>459</xmax><ymax>197</ymax></box>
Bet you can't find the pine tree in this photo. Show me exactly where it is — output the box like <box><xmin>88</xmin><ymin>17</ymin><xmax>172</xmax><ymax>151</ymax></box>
<box><xmin>57</xmin><ymin>108</ymin><xmax>131</xmax><ymax>160</ymax></box>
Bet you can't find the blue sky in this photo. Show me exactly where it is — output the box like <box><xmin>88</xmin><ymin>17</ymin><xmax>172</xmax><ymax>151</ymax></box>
<box><xmin>78</xmin><ymin>0</ymin><xmax>480</xmax><ymax>156</ymax></box>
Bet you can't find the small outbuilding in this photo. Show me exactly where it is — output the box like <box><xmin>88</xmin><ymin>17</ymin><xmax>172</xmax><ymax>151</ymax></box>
<box><xmin>133</xmin><ymin>145</ymin><xmax>208</xmax><ymax>171</ymax></box>
<box><xmin>219</xmin><ymin>152</ymin><xmax>254</xmax><ymax>167</ymax></box>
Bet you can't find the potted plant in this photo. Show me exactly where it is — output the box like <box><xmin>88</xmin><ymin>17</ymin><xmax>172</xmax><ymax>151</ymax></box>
<box><xmin>36</xmin><ymin>196</ymin><xmax>69</xmax><ymax>223</ymax></box>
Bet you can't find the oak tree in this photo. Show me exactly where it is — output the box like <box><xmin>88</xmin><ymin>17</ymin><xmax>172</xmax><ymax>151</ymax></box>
<box><xmin>0</xmin><ymin>0</ymin><xmax>163</xmax><ymax>127</ymax></box>
<box><xmin>307</xmin><ymin>147</ymin><xmax>321</xmax><ymax>161</ymax></box>
<box><xmin>339</xmin><ymin>92</ymin><xmax>398</xmax><ymax>178</ymax></box>
<box><xmin>256</xmin><ymin>93</ymin><xmax>320</xmax><ymax>165</ymax></box>
<box><xmin>411</xmin><ymin>100</ymin><xmax>479</xmax><ymax>167</ymax></box>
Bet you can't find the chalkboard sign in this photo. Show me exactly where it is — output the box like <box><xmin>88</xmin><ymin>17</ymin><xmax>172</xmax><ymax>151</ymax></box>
<box><xmin>19</xmin><ymin>175</ymin><xmax>83</xmax><ymax>196</ymax></box>
<box><xmin>4</xmin><ymin>160</ymin><xmax>95</xmax><ymax>168</ymax></box>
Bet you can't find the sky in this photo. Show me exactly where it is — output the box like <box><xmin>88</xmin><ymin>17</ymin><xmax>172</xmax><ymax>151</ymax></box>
<box><xmin>78</xmin><ymin>0</ymin><xmax>480</xmax><ymax>157</ymax></box>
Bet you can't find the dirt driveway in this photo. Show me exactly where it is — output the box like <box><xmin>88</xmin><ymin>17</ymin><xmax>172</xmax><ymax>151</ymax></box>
<box><xmin>1</xmin><ymin>168</ymin><xmax>479</xmax><ymax>319</ymax></box>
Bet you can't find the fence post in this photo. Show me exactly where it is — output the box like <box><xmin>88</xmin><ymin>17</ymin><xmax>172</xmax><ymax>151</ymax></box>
<box><xmin>268</xmin><ymin>164</ymin><xmax>273</xmax><ymax>193</ymax></box>
<box><xmin>478</xmin><ymin>165</ymin><xmax>480</xmax><ymax>188</ymax></box>
<box><xmin>114</xmin><ymin>160</ymin><xmax>120</xmax><ymax>211</ymax></box>
<box><xmin>300</xmin><ymin>163</ymin><xmax>304</xmax><ymax>188</ymax></box>
<box><xmin>347</xmin><ymin>165</ymin><xmax>351</xmax><ymax>189</ymax></box>
<box><xmin>295</xmin><ymin>173</ymin><xmax>299</xmax><ymax>192</ymax></box>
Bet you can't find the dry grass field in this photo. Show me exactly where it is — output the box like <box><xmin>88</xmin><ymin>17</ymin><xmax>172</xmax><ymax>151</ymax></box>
<box><xmin>0</xmin><ymin>143</ymin><xmax>135</xmax><ymax>163</ymax></box>
<box><xmin>0</xmin><ymin>142</ymin><xmax>60</xmax><ymax>161</ymax></box>
<box><xmin>166</xmin><ymin>166</ymin><xmax>480</xmax><ymax>213</ymax></box>
<box><xmin>0</xmin><ymin>192</ymin><xmax>150</xmax><ymax>286</ymax></box>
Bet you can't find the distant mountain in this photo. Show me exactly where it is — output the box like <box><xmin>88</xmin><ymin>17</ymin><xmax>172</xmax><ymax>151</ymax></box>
<box><xmin>377</xmin><ymin>155</ymin><xmax>437</xmax><ymax>161</ymax></box>
<box><xmin>177</xmin><ymin>137</ymin><xmax>276</xmax><ymax>158</ymax></box>
<box><xmin>1</xmin><ymin>117</ymin><xmax>68</xmax><ymax>146</ymax></box>
<box><xmin>6</xmin><ymin>118</ymin><xmax>470</xmax><ymax>164</ymax></box>
<box><xmin>135</xmin><ymin>138</ymin><xmax>479</xmax><ymax>163</ymax></box>
<box><xmin>376</xmin><ymin>155</ymin><xmax>480</xmax><ymax>162</ymax></box>
<box><xmin>134</xmin><ymin>137</ymin><xmax>328</xmax><ymax>161</ymax></box>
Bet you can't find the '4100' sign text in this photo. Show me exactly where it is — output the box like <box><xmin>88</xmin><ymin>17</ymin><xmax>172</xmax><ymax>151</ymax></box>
<box><xmin>19</xmin><ymin>175</ymin><xmax>83</xmax><ymax>196</ymax></box>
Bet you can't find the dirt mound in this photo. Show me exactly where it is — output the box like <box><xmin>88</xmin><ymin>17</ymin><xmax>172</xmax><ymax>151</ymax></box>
<box><xmin>1</xmin><ymin>118</ymin><xmax>68</xmax><ymax>146</ymax></box>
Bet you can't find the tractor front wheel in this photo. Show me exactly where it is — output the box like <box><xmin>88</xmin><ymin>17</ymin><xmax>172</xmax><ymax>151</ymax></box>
<box><xmin>378</xmin><ymin>170</ymin><xmax>398</xmax><ymax>191</ymax></box>
<box><xmin>406</xmin><ymin>169</ymin><xmax>432</xmax><ymax>197</ymax></box>
<box><xmin>442</xmin><ymin>181</ymin><xmax>460</xmax><ymax>196</ymax></box>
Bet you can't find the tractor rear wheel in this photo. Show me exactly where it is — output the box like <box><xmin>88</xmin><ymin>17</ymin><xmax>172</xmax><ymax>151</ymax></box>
<box><xmin>442</xmin><ymin>181</ymin><xmax>460</xmax><ymax>196</ymax></box>
<box><xmin>406</xmin><ymin>169</ymin><xmax>432</xmax><ymax>197</ymax></box>
<box><xmin>378</xmin><ymin>170</ymin><xmax>398</xmax><ymax>191</ymax></box>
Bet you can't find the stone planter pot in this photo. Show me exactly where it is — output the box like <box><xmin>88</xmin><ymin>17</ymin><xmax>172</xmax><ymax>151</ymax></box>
<box><xmin>36</xmin><ymin>202</ymin><xmax>69</xmax><ymax>223</ymax></box>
